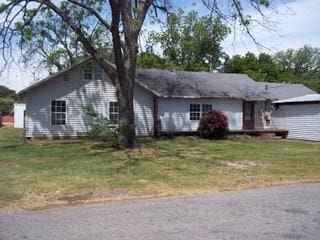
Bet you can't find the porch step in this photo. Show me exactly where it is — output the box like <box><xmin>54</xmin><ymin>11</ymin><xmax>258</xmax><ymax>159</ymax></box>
<box><xmin>229</xmin><ymin>129</ymin><xmax>288</xmax><ymax>139</ymax></box>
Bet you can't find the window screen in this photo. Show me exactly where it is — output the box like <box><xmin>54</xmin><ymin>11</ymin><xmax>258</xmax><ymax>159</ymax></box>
<box><xmin>201</xmin><ymin>104</ymin><xmax>212</xmax><ymax>116</ymax></box>
<box><xmin>94</xmin><ymin>65</ymin><xmax>103</xmax><ymax>80</ymax></box>
<box><xmin>51</xmin><ymin>100</ymin><xmax>66</xmax><ymax>125</ymax></box>
<box><xmin>109</xmin><ymin>102</ymin><xmax>118</xmax><ymax>124</ymax></box>
<box><xmin>190</xmin><ymin>104</ymin><xmax>201</xmax><ymax>120</ymax></box>
<box><xmin>82</xmin><ymin>66</ymin><xmax>93</xmax><ymax>80</ymax></box>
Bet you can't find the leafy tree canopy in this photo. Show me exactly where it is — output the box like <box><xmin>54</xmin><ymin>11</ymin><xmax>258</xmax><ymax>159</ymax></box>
<box><xmin>0</xmin><ymin>85</ymin><xmax>17</xmax><ymax>115</ymax></box>
<box><xmin>0</xmin><ymin>85</ymin><xmax>17</xmax><ymax>99</ymax></box>
<box><xmin>144</xmin><ymin>9</ymin><xmax>230</xmax><ymax>71</ymax></box>
<box><xmin>223</xmin><ymin>46</ymin><xmax>320</xmax><ymax>93</ymax></box>
<box><xmin>137</xmin><ymin>52</ymin><xmax>168</xmax><ymax>69</ymax></box>
<box><xmin>0</xmin><ymin>97</ymin><xmax>14</xmax><ymax>115</ymax></box>
<box><xmin>13</xmin><ymin>2</ymin><xmax>114</xmax><ymax>73</ymax></box>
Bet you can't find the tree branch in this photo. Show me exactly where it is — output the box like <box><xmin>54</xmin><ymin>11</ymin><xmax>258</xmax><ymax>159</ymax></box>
<box><xmin>66</xmin><ymin>0</ymin><xmax>112</xmax><ymax>32</ymax></box>
<box><xmin>38</xmin><ymin>0</ymin><xmax>117</xmax><ymax>83</ymax></box>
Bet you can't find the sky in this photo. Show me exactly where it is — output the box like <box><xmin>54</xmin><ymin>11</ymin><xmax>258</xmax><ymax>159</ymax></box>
<box><xmin>0</xmin><ymin>0</ymin><xmax>319</xmax><ymax>92</ymax></box>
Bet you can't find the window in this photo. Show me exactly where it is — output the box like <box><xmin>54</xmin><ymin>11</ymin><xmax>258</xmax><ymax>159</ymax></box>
<box><xmin>189</xmin><ymin>104</ymin><xmax>213</xmax><ymax>120</ymax></box>
<box><xmin>109</xmin><ymin>102</ymin><xmax>118</xmax><ymax>124</ymax></box>
<box><xmin>190</xmin><ymin>104</ymin><xmax>201</xmax><ymax>120</ymax></box>
<box><xmin>51</xmin><ymin>100</ymin><xmax>66</xmax><ymax>125</ymax></box>
<box><xmin>94</xmin><ymin>65</ymin><xmax>103</xmax><ymax>80</ymax></box>
<box><xmin>63</xmin><ymin>73</ymin><xmax>69</xmax><ymax>82</ymax></box>
<box><xmin>82</xmin><ymin>66</ymin><xmax>93</xmax><ymax>80</ymax></box>
<box><xmin>202</xmin><ymin>104</ymin><xmax>212</xmax><ymax>116</ymax></box>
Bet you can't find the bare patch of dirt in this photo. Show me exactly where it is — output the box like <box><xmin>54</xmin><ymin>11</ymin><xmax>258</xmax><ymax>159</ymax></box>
<box><xmin>222</xmin><ymin>160</ymin><xmax>260</xmax><ymax>169</ymax></box>
<box><xmin>58</xmin><ymin>192</ymin><xmax>94</xmax><ymax>203</ymax></box>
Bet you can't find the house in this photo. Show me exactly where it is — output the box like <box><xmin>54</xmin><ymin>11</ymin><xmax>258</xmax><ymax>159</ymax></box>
<box><xmin>272</xmin><ymin>94</ymin><xmax>320</xmax><ymax>141</ymax></box>
<box><xmin>19</xmin><ymin>59</ymin><xmax>316</xmax><ymax>139</ymax></box>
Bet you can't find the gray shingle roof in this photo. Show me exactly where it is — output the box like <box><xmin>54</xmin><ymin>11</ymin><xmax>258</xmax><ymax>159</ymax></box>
<box><xmin>241</xmin><ymin>82</ymin><xmax>316</xmax><ymax>101</ymax></box>
<box><xmin>136</xmin><ymin>69</ymin><xmax>316</xmax><ymax>101</ymax></box>
<box><xmin>19</xmin><ymin>58</ymin><xmax>316</xmax><ymax>101</ymax></box>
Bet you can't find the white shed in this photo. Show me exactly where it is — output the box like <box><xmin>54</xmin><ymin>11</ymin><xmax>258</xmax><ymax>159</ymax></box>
<box><xmin>273</xmin><ymin>94</ymin><xmax>320</xmax><ymax>141</ymax></box>
<box><xmin>14</xmin><ymin>103</ymin><xmax>26</xmax><ymax>128</ymax></box>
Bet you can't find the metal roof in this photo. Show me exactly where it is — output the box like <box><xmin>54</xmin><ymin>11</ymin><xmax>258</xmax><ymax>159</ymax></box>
<box><xmin>273</xmin><ymin>94</ymin><xmax>320</xmax><ymax>104</ymax></box>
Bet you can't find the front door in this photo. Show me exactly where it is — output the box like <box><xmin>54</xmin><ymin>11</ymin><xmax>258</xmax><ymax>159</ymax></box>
<box><xmin>243</xmin><ymin>101</ymin><xmax>255</xmax><ymax>130</ymax></box>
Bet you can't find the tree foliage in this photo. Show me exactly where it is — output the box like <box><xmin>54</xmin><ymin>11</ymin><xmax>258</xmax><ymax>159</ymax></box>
<box><xmin>0</xmin><ymin>97</ymin><xmax>14</xmax><ymax>115</ymax></box>
<box><xmin>146</xmin><ymin>10</ymin><xmax>230</xmax><ymax>71</ymax></box>
<box><xmin>0</xmin><ymin>85</ymin><xmax>17</xmax><ymax>114</ymax></box>
<box><xmin>0</xmin><ymin>85</ymin><xmax>17</xmax><ymax>99</ymax></box>
<box><xmin>137</xmin><ymin>52</ymin><xmax>168</xmax><ymax>69</ymax></box>
<box><xmin>224</xmin><ymin>52</ymin><xmax>279</xmax><ymax>82</ymax></box>
<box><xmin>14</xmin><ymin>2</ymin><xmax>113</xmax><ymax>73</ymax></box>
<box><xmin>223</xmin><ymin>46</ymin><xmax>320</xmax><ymax>93</ymax></box>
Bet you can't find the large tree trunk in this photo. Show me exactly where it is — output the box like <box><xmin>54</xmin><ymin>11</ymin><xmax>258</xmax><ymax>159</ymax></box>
<box><xmin>109</xmin><ymin>0</ymin><xmax>139</xmax><ymax>148</ymax></box>
<box><xmin>117</xmin><ymin>81</ymin><xmax>136</xmax><ymax>148</ymax></box>
<box><xmin>115</xmin><ymin>51</ymin><xmax>138</xmax><ymax>149</ymax></box>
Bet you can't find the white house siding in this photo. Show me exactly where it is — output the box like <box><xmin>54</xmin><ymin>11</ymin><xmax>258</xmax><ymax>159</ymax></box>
<box><xmin>133</xmin><ymin>85</ymin><xmax>154</xmax><ymax>136</ymax></box>
<box><xmin>272</xmin><ymin>104</ymin><xmax>320</xmax><ymax>141</ymax></box>
<box><xmin>14</xmin><ymin>103</ymin><xmax>26</xmax><ymax>128</ymax></box>
<box><xmin>25</xmin><ymin>64</ymin><xmax>153</xmax><ymax>138</ymax></box>
<box><xmin>158</xmin><ymin>98</ymin><xmax>243</xmax><ymax>132</ymax></box>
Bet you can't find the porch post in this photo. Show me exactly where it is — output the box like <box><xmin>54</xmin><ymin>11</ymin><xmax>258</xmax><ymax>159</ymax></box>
<box><xmin>153</xmin><ymin>97</ymin><xmax>161</xmax><ymax>138</ymax></box>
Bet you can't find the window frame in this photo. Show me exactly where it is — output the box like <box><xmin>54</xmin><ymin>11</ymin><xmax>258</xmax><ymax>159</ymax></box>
<box><xmin>190</xmin><ymin>104</ymin><xmax>201</xmax><ymax>120</ymax></box>
<box><xmin>63</xmin><ymin>73</ymin><xmax>69</xmax><ymax>82</ymax></box>
<box><xmin>94</xmin><ymin>65</ymin><xmax>103</xmax><ymax>80</ymax></box>
<box><xmin>82</xmin><ymin>65</ymin><xmax>93</xmax><ymax>81</ymax></box>
<box><xmin>109</xmin><ymin>101</ymin><xmax>119</xmax><ymax>125</ymax></box>
<box><xmin>189</xmin><ymin>103</ymin><xmax>213</xmax><ymax>120</ymax></box>
<box><xmin>201</xmin><ymin>104</ymin><xmax>213</xmax><ymax>117</ymax></box>
<box><xmin>51</xmin><ymin>100</ymin><xmax>67</xmax><ymax>126</ymax></box>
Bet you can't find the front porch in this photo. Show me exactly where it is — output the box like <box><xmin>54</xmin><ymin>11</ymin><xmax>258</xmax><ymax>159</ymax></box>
<box><xmin>239</xmin><ymin>100</ymin><xmax>288</xmax><ymax>138</ymax></box>
<box><xmin>229</xmin><ymin>129</ymin><xmax>289</xmax><ymax>138</ymax></box>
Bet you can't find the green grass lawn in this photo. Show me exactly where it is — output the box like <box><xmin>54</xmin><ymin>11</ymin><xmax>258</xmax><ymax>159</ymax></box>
<box><xmin>0</xmin><ymin>127</ymin><xmax>319</xmax><ymax>209</ymax></box>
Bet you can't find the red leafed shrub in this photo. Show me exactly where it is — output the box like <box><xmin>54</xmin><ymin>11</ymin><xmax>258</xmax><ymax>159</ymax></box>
<box><xmin>198</xmin><ymin>109</ymin><xmax>229</xmax><ymax>139</ymax></box>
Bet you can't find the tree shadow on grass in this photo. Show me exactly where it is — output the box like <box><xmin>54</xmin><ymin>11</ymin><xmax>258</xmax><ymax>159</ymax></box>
<box><xmin>0</xmin><ymin>144</ymin><xmax>22</xmax><ymax>150</ymax></box>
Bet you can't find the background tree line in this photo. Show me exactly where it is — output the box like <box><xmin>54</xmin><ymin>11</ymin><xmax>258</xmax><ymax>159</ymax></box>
<box><xmin>0</xmin><ymin>85</ymin><xmax>18</xmax><ymax>115</ymax></box>
<box><xmin>140</xmin><ymin>45</ymin><xmax>320</xmax><ymax>93</ymax></box>
<box><xmin>223</xmin><ymin>47</ymin><xmax>320</xmax><ymax>93</ymax></box>
<box><xmin>137</xmin><ymin>10</ymin><xmax>320</xmax><ymax>93</ymax></box>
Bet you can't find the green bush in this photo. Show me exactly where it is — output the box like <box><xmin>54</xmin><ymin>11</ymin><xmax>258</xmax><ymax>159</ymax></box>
<box><xmin>88</xmin><ymin>119</ymin><xmax>118</xmax><ymax>146</ymax></box>
<box><xmin>0</xmin><ymin>97</ymin><xmax>14</xmax><ymax>115</ymax></box>
<box><xmin>83</xmin><ymin>105</ymin><xmax>118</xmax><ymax>146</ymax></box>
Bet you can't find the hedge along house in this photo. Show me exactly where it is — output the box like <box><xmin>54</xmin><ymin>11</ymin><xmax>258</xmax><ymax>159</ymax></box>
<box><xmin>19</xmin><ymin>59</ymin><xmax>316</xmax><ymax>139</ymax></box>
